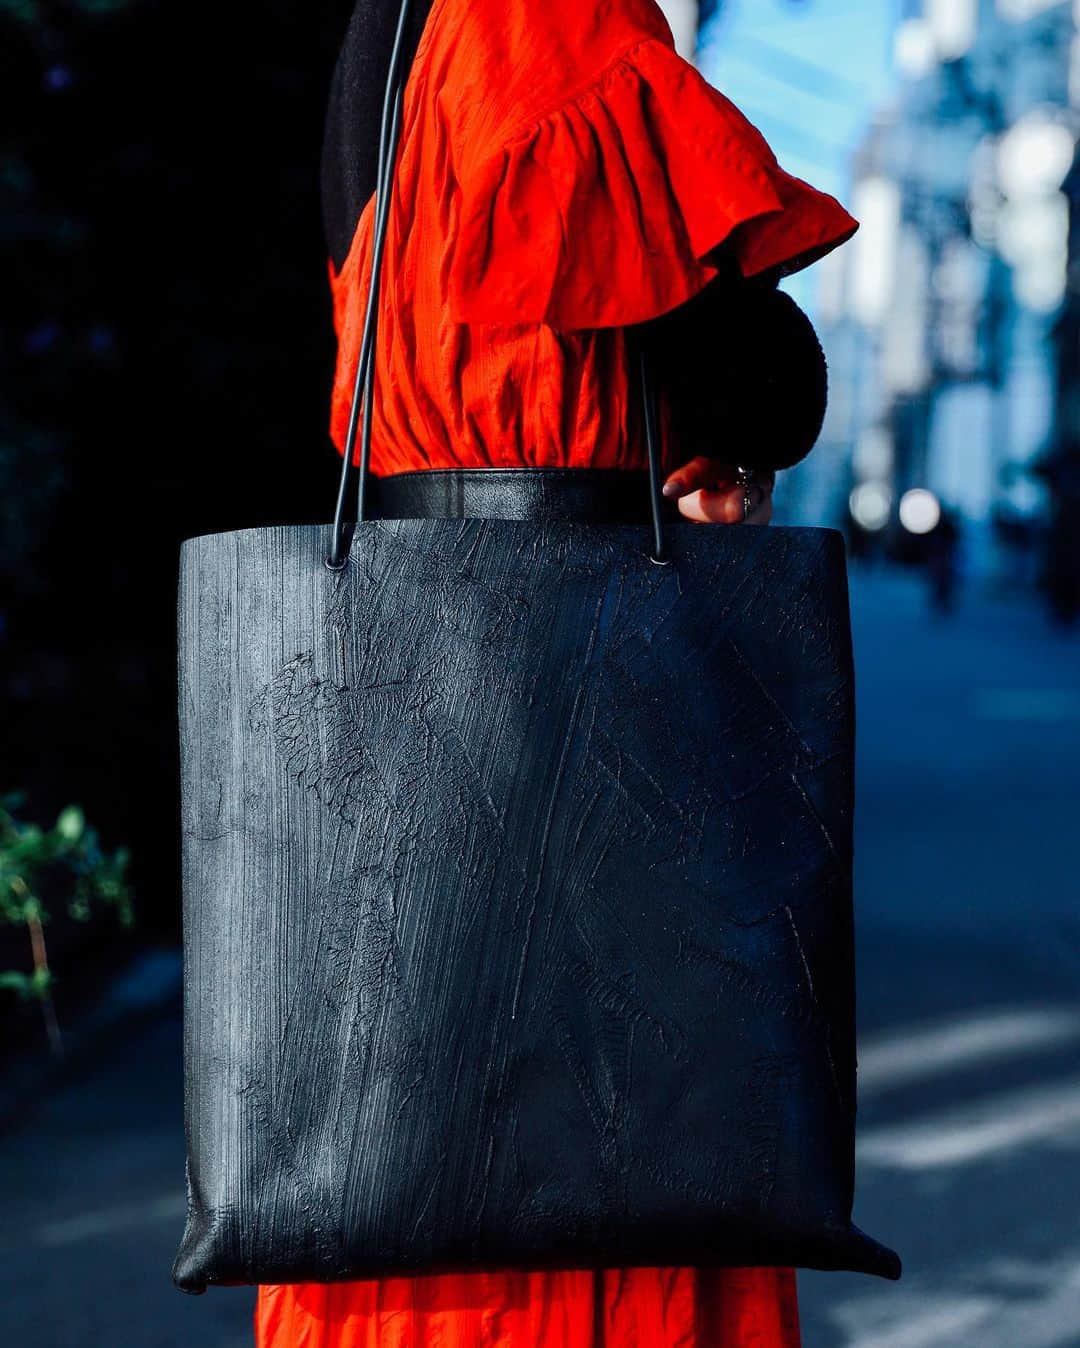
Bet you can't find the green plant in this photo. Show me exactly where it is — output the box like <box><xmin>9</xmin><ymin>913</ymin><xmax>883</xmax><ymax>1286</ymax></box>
<box><xmin>0</xmin><ymin>791</ymin><xmax>133</xmax><ymax>1055</ymax></box>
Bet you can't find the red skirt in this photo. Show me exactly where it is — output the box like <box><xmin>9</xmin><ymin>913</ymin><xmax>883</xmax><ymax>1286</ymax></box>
<box><xmin>255</xmin><ymin>1267</ymin><xmax>801</xmax><ymax>1347</ymax></box>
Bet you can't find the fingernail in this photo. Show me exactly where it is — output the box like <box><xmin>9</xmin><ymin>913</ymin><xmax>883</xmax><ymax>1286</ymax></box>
<box><xmin>662</xmin><ymin>480</ymin><xmax>680</xmax><ymax>497</ymax></box>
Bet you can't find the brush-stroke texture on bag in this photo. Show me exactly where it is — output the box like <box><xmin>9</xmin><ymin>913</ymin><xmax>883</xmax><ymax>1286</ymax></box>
<box><xmin>173</xmin><ymin>519</ymin><xmax>900</xmax><ymax>1293</ymax></box>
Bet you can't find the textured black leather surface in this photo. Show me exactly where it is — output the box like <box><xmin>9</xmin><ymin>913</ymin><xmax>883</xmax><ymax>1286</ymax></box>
<box><xmin>173</xmin><ymin>519</ymin><xmax>901</xmax><ymax>1292</ymax></box>
<box><xmin>370</xmin><ymin>468</ymin><xmax>686</xmax><ymax>525</ymax></box>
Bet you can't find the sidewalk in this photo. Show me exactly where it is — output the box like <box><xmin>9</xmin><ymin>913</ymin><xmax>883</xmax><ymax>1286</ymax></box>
<box><xmin>0</xmin><ymin>1006</ymin><xmax>255</xmax><ymax>1348</ymax></box>
<box><xmin>798</xmin><ymin>567</ymin><xmax>1080</xmax><ymax>1347</ymax></box>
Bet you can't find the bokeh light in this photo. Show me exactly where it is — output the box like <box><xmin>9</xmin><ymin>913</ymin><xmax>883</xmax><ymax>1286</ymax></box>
<box><xmin>850</xmin><ymin>482</ymin><xmax>892</xmax><ymax>531</ymax></box>
<box><xmin>899</xmin><ymin>488</ymin><xmax>943</xmax><ymax>535</ymax></box>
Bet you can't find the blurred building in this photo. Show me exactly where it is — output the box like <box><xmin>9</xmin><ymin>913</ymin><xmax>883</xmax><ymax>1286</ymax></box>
<box><xmin>811</xmin><ymin>0</ymin><xmax>1080</xmax><ymax>580</ymax></box>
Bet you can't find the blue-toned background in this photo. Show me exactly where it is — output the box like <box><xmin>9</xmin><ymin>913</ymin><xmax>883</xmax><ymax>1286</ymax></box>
<box><xmin>2</xmin><ymin>2</ymin><xmax>1078</xmax><ymax>1345</ymax></box>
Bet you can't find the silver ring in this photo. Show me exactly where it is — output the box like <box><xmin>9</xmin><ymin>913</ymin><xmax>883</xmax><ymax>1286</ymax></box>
<box><xmin>735</xmin><ymin>465</ymin><xmax>755</xmax><ymax>522</ymax></box>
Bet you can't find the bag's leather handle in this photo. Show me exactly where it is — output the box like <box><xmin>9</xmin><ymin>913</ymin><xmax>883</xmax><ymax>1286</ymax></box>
<box><xmin>637</xmin><ymin>337</ymin><xmax>669</xmax><ymax>564</ymax></box>
<box><xmin>326</xmin><ymin>0</ymin><xmax>669</xmax><ymax>568</ymax></box>
<box><xmin>326</xmin><ymin>0</ymin><xmax>413</xmax><ymax>568</ymax></box>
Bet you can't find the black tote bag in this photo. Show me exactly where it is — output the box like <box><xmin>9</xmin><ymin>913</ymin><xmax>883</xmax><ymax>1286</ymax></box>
<box><xmin>172</xmin><ymin>0</ymin><xmax>900</xmax><ymax>1294</ymax></box>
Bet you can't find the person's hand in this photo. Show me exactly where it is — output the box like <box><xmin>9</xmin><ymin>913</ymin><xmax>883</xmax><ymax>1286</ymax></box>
<box><xmin>661</xmin><ymin>458</ymin><xmax>775</xmax><ymax>525</ymax></box>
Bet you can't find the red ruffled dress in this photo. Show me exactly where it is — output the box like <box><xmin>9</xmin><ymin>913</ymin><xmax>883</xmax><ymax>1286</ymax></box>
<box><xmin>257</xmin><ymin>0</ymin><xmax>858</xmax><ymax>1343</ymax></box>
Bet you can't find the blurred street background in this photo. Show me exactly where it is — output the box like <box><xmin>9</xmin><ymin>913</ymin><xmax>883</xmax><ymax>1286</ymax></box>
<box><xmin>2</xmin><ymin>1</ymin><xmax>1079</xmax><ymax>1346</ymax></box>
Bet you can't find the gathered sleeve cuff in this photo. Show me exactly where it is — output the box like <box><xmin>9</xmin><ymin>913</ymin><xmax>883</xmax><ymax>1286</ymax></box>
<box><xmin>447</xmin><ymin>36</ymin><xmax>858</xmax><ymax>331</ymax></box>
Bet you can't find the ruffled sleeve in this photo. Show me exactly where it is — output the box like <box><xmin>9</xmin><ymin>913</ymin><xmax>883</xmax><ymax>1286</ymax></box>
<box><xmin>447</xmin><ymin>35</ymin><xmax>858</xmax><ymax>331</ymax></box>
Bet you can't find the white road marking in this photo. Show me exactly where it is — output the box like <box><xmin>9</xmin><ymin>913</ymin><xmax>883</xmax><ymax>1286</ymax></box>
<box><xmin>975</xmin><ymin>1261</ymin><xmax>1080</xmax><ymax>1348</ymax></box>
<box><xmin>831</xmin><ymin>1258</ymin><xmax>1080</xmax><ymax>1348</ymax></box>
<box><xmin>34</xmin><ymin>1192</ymin><xmax>186</xmax><ymax>1246</ymax></box>
<box><xmin>833</xmin><ymin>1296</ymin><xmax>997</xmax><ymax>1348</ymax></box>
<box><xmin>858</xmin><ymin>1078</ymin><xmax>1080</xmax><ymax>1170</ymax></box>
<box><xmin>858</xmin><ymin>1008</ymin><xmax>1080</xmax><ymax>1095</ymax></box>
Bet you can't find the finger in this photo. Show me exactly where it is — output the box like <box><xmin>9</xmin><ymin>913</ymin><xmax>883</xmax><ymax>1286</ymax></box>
<box><xmin>676</xmin><ymin>486</ymin><xmax>746</xmax><ymax>524</ymax></box>
<box><xmin>676</xmin><ymin>480</ymin><xmax>775</xmax><ymax>525</ymax></box>
<box><xmin>662</xmin><ymin>458</ymin><xmax>739</xmax><ymax>498</ymax></box>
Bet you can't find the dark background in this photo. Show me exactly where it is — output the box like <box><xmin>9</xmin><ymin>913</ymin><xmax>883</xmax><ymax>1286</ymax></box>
<box><xmin>3</xmin><ymin>0</ymin><xmax>356</xmax><ymax>965</ymax></box>
<box><xmin>3</xmin><ymin>5</ymin><xmax>1080</xmax><ymax>1346</ymax></box>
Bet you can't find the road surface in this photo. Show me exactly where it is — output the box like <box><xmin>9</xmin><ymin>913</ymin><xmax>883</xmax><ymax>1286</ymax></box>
<box><xmin>2</xmin><ymin>566</ymin><xmax>1078</xmax><ymax>1347</ymax></box>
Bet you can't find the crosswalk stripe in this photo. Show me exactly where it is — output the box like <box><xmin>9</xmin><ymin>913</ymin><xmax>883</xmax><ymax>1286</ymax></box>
<box><xmin>836</xmin><ymin>1296</ymin><xmax>997</xmax><ymax>1348</ymax></box>
<box><xmin>858</xmin><ymin>1008</ymin><xmax>1080</xmax><ymax>1094</ymax></box>
<box><xmin>832</xmin><ymin>1258</ymin><xmax>1080</xmax><ymax>1348</ymax></box>
<box><xmin>858</xmin><ymin>1078</ymin><xmax>1080</xmax><ymax>1169</ymax></box>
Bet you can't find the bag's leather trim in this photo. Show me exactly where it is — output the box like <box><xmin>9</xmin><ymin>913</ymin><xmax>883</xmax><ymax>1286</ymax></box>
<box><xmin>369</xmin><ymin>467</ymin><xmax>685</xmax><ymax>524</ymax></box>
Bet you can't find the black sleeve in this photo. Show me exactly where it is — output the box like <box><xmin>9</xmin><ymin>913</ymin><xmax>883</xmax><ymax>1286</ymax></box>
<box><xmin>633</xmin><ymin>250</ymin><xmax>829</xmax><ymax>474</ymax></box>
<box><xmin>321</xmin><ymin>0</ymin><xmax>437</xmax><ymax>272</ymax></box>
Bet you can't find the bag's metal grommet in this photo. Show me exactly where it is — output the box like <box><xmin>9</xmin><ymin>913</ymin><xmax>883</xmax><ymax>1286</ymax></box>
<box><xmin>324</xmin><ymin>553</ymin><xmax>348</xmax><ymax>571</ymax></box>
